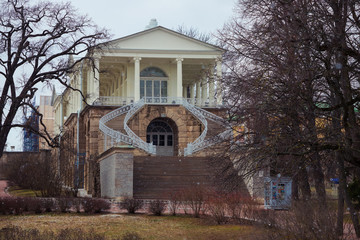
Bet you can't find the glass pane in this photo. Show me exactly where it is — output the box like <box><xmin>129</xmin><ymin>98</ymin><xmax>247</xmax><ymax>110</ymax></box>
<box><xmin>154</xmin><ymin>81</ymin><xmax>160</xmax><ymax>97</ymax></box>
<box><xmin>161</xmin><ymin>81</ymin><xmax>167</xmax><ymax>97</ymax></box>
<box><xmin>167</xmin><ymin>135</ymin><xmax>173</xmax><ymax>146</ymax></box>
<box><xmin>146</xmin><ymin>135</ymin><xmax>150</xmax><ymax>143</ymax></box>
<box><xmin>159</xmin><ymin>135</ymin><xmax>165</xmax><ymax>146</ymax></box>
<box><xmin>152</xmin><ymin>135</ymin><xmax>158</xmax><ymax>146</ymax></box>
<box><xmin>140</xmin><ymin>80</ymin><xmax>145</xmax><ymax>98</ymax></box>
<box><xmin>146</xmin><ymin>80</ymin><xmax>152</xmax><ymax>97</ymax></box>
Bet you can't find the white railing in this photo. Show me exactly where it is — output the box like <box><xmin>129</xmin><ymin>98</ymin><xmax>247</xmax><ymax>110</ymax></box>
<box><xmin>94</xmin><ymin>96</ymin><xmax>222</xmax><ymax>108</ymax></box>
<box><xmin>99</xmin><ymin>97</ymin><xmax>230</xmax><ymax>156</ymax></box>
<box><xmin>94</xmin><ymin>96</ymin><xmax>134</xmax><ymax>106</ymax></box>
<box><xmin>124</xmin><ymin>98</ymin><xmax>156</xmax><ymax>154</ymax></box>
<box><xmin>99</xmin><ymin>105</ymin><xmax>133</xmax><ymax>150</ymax></box>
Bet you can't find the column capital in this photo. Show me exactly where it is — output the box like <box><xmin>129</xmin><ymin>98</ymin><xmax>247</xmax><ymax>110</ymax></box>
<box><xmin>176</xmin><ymin>57</ymin><xmax>184</xmax><ymax>62</ymax></box>
<box><xmin>133</xmin><ymin>57</ymin><xmax>142</xmax><ymax>62</ymax></box>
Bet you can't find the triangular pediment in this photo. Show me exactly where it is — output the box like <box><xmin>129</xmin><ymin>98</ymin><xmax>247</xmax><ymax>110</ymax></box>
<box><xmin>102</xmin><ymin>26</ymin><xmax>223</xmax><ymax>53</ymax></box>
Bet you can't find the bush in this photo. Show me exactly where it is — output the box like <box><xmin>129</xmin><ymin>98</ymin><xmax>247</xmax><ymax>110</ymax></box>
<box><xmin>348</xmin><ymin>178</ymin><xmax>360</xmax><ymax>210</ymax></box>
<box><xmin>82</xmin><ymin>198</ymin><xmax>111</xmax><ymax>214</ymax></box>
<box><xmin>43</xmin><ymin>198</ymin><xmax>55</xmax><ymax>213</ymax></box>
<box><xmin>168</xmin><ymin>191</ymin><xmax>181</xmax><ymax>216</ymax></box>
<box><xmin>206</xmin><ymin>192</ymin><xmax>228</xmax><ymax>224</ymax></box>
<box><xmin>119</xmin><ymin>197</ymin><xmax>143</xmax><ymax>214</ymax></box>
<box><xmin>263</xmin><ymin>200</ymin><xmax>340</xmax><ymax>240</ymax></box>
<box><xmin>148</xmin><ymin>200</ymin><xmax>167</xmax><ymax>216</ymax></box>
<box><xmin>57</xmin><ymin>198</ymin><xmax>73</xmax><ymax>213</ymax></box>
<box><xmin>180</xmin><ymin>185</ymin><xmax>208</xmax><ymax>218</ymax></box>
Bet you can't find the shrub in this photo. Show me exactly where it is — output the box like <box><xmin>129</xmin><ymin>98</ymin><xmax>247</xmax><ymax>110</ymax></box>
<box><xmin>57</xmin><ymin>198</ymin><xmax>73</xmax><ymax>213</ymax></box>
<box><xmin>82</xmin><ymin>198</ymin><xmax>111</xmax><ymax>214</ymax></box>
<box><xmin>168</xmin><ymin>191</ymin><xmax>181</xmax><ymax>216</ymax></box>
<box><xmin>180</xmin><ymin>185</ymin><xmax>208</xmax><ymax>218</ymax></box>
<box><xmin>43</xmin><ymin>198</ymin><xmax>55</xmax><ymax>213</ymax></box>
<box><xmin>72</xmin><ymin>198</ymin><xmax>82</xmax><ymax>213</ymax></box>
<box><xmin>148</xmin><ymin>200</ymin><xmax>167</xmax><ymax>216</ymax></box>
<box><xmin>263</xmin><ymin>200</ymin><xmax>341</xmax><ymax>240</ymax></box>
<box><xmin>206</xmin><ymin>192</ymin><xmax>228</xmax><ymax>224</ymax></box>
<box><xmin>119</xmin><ymin>197</ymin><xmax>143</xmax><ymax>214</ymax></box>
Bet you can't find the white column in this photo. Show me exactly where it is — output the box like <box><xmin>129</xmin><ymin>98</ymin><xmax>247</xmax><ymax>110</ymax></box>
<box><xmin>176</xmin><ymin>58</ymin><xmax>183</xmax><ymax>98</ymax></box>
<box><xmin>183</xmin><ymin>85</ymin><xmax>187</xmax><ymax>98</ymax></box>
<box><xmin>216</xmin><ymin>59</ymin><xmax>223</xmax><ymax>105</ymax></box>
<box><xmin>196</xmin><ymin>81</ymin><xmax>201</xmax><ymax>106</ymax></box>
<box><xmin>93</xmin><ymin>58</ymin><xmax>100</xmax><ymax>103</ymax></box>
<box><xmin>201</xmin><ymin>77</ymin><xmax>207</xmax><ymax>104</ymax></box>
<box><xmin>134</xmin><ymin>57</ymin><xmax>141</xmax><ymax>101</ymax></box>
<box><xmin>190</xmin><ymin>83</ymin><xmax>195</xmax><ymax>100</ymax></box>
<box><xmin>209</xmin><ymin>67</ymin><xmax>215</xmax><ymax>106</ymax></box>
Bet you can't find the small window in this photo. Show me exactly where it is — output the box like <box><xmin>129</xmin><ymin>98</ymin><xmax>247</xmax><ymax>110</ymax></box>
<box><xmin>167</xmin><ymin>135</ymin><xmax>173</xmax><ymax>146</ymax></box>
<box><xmin>159</xmin><ymin>135</ymin><xmax>165</xmax><ymax>146</ymax></box>
<box><xmin>152</xmin><ymin>135</ymin><xmax>158</xmax><ymax>145</ymax></box>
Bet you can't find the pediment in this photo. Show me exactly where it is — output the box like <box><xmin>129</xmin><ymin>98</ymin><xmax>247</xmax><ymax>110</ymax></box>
<box><xmin>102</xmin><ymin>26</ymin><xmax>223</xmax><ymax>53</ymax></box>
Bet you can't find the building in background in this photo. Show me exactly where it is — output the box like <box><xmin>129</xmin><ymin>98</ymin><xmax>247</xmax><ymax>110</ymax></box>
<box><xmin>38</xmin><ymin>96</ymin><xmax>55</xmax><ymax>150</ymax></box>
<box><xmin>52</xmin><ymin>25</ymin><xmax>256</xmax><ymax>199</ymax></box>
<box><xmin>23</xmin><ymin>95</ymin><xmax>55</xmax><ymax>152</ymax></box>
<box><xmin>23</xmin><ymin>101</ymin><xmax>39</xmax><ymax>152</ymax></box>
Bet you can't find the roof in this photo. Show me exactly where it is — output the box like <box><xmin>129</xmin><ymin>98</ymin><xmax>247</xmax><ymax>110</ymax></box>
<box><xmin>95</xmin><ymin>26</ymin><xmax>224</xmax><ymax>54</ymax></box>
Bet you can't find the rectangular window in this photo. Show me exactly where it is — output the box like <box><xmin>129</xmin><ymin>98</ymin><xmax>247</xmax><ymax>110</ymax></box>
<box><xmin>152</xmin><ymin>135</ymin><xmax>158</xmax><ymax>145</ymax></box>
<box><xmin>154</xmin><ymin>81</ymin><xmax>160</xmax><ymax>97</ymax></box>
<box><xmin>159</xmin><ymin>135</ymin><xmax>165</xmax><ymax>146</ymax></box>
<box><xmin>167</xmin><ymin>135</ymin><xmax>173</xmax><ymax>146</ymax></box>
<box><xmin>140</xmin><ymin>80</ymin><xmax>145</xmax><ymax>98</ymax></box>
<box><xmin>146</xmin><ymin>80</ymin><xmax>153</xmax><ymax>97</ymax></box>
<box><xmin>161</xmin><ymin>81</ymin><xmax>167</xmax><ymax>97</ymax></box>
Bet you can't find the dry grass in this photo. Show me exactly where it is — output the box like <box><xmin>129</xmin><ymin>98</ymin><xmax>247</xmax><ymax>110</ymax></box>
<box><xmin>7</xmin><ymin>186</ymin><xmax>38</xmax><ymax>197</ymax></box>
<box><xmin>0</xmin><ymin>213</ymin><xmax>263</xmax><ymax>240</ymax></box>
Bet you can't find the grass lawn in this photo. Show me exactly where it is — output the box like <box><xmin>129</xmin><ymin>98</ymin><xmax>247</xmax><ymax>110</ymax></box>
<box><xmin>7</xmin><ymin>185</ymin><xmax>39</xmax><ymax>197</ymax></box>
<box><xmin>0</xmin><ymin>213</ymin><xmax>265</xmax><ymax>240</ymax></box>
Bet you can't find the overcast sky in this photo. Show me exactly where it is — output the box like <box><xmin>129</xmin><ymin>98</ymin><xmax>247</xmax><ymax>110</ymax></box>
<box><xmin>6</xmin><ymin>0</ymin><xmax>236</xmax><ymax>151</ymax></box>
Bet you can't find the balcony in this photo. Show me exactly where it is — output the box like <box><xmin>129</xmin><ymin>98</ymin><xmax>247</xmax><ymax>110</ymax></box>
<box><xmin>94</xmin><ymin>96</ymin><xmax>224</xmax><ymax>108</ymax></box>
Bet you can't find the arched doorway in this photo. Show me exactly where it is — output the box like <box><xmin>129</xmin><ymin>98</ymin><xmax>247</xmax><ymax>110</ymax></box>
<box><xmin>146</xmin><ymin>119</ymin><xmax>174</xmax><ymax>156</ymax></box>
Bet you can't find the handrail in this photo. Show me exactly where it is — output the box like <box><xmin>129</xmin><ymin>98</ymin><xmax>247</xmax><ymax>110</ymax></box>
<box><xmin>99</xmin><ymin>97</ymin><xmax>229</xmax><ymax>156</ymax></box>
<box><xmin>124</xmin><ymin>98</ymin><xmax>156</xmax><ymax>154</ymax></box>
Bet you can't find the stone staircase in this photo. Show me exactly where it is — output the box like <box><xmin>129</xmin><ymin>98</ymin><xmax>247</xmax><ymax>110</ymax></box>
<box><xmin>133</xmin><ymin>156</ymin><xmax>217</xmax><ymax>199</ymax></box>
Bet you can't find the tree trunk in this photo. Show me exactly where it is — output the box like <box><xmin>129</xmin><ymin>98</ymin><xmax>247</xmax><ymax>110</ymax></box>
<box><xmin>337</xmin><ymin>152</ymin><xmax>345</xmax><ymax>236</ymax></box>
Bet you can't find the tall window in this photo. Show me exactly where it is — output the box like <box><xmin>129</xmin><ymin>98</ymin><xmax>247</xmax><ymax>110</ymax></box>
<box><xmin>140</xmin><ymin>67</ymin><xmax>168</xmax><ymax>102</ymax></box>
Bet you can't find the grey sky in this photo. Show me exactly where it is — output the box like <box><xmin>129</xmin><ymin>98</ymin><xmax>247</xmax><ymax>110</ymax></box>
<box><xmin>71</xmin><ymin>0</ymin><xmax>235</xmax><ymax>38</ymax></box>
<box><xmin>6</xmin><ymin>0</ymin><xmax>236</xmax><ymax>150</ymax></box>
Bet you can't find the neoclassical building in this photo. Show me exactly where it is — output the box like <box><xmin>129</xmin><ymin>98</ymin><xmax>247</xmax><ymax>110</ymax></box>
<box><xmin>52</xmin><ymin>26</ymin><xmax>252</xmax><ymax>199</ymax></box>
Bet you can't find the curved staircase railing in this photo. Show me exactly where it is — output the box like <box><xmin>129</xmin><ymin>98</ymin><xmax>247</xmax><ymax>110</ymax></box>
<box><xmin>99</xmin><ymin>97</ymin><xmax>230</xmax><ymax>156</ymax></box>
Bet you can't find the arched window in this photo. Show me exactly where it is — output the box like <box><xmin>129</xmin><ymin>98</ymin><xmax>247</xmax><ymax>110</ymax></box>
<box><xmin>146</xmin><ymin>120</ymin><xmax>173</xmax><ymax>147</ymax></box>
<box><xmin>140</xmin><ymin>67</ymin><xmax>168</xmax><ymax>102</ymax></box>
<box><xmin>140</xmin><ymin>67</ymin><xmax>167</xmax><ymax>77</ymax></box>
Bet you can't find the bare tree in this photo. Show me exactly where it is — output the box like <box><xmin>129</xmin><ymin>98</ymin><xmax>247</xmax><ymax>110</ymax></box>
<box><xmin>216</xmin><ymin>0</ymin><xmax>360</xmax><ymax>236</ymax></box>
<box><xmin>0</xmin><ymin>0</ymin><xmax>109</xmax><ymax>158</ymax></box>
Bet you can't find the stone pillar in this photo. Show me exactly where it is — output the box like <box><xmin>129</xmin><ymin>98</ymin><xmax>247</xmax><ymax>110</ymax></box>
<box><xmin>176</xmin><ymin>58</ymin><xmax>183</xmax><ymax>98</ymax></box>
<box><xmin>134</xmin><ymin>57</ymin><xmax>141</xmax><ymax>101</ymax></box>
<box><xmin>100</xmin><ymin>150</ymin><xmax>134</xmax><ymax>198</ymax></box>
<box><xmin>216</xmin><ymin>59</ymin><xmax>223</xmax><ymax>105</ymax></box>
